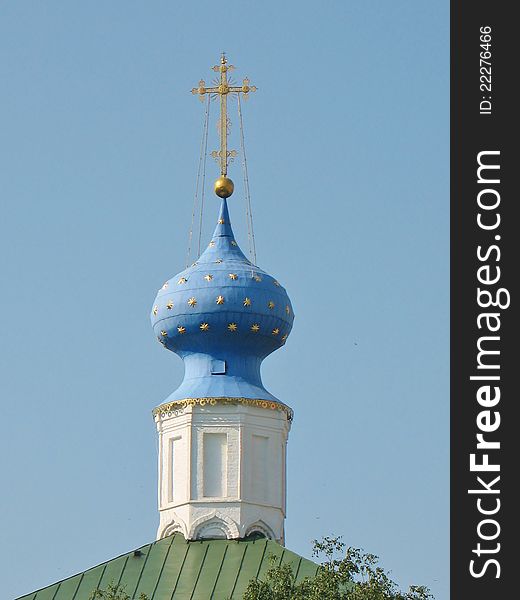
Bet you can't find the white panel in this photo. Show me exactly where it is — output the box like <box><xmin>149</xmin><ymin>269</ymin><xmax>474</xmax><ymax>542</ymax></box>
<box><xmin>252</xmin><ymin>435</ymin><xmax>269</xmax><ymax>502</ymax></box>
<box><xmin>281</xmin><ymin>441</ymin><xmax>286</xmax><ymax>508</ymax></box>
<box><xmin>203</xmin><ymin>432</ymin><xmax>227</xmax><ymax>497</ymax></box>
<box><xmin>191</xmin><ymin>427</ymin><xmax>199</xmax><ymax>501</ymax></box>
<box><xmin>168</xmin><ymin>436</ymin><xmax>181</xmax><ymax>503</ymax></box>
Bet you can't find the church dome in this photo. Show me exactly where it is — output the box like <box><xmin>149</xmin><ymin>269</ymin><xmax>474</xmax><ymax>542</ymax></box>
<box><xmin>150</xmin><ymin>198</ymin><xmax>294</xmax><ymax>403</ymax></box>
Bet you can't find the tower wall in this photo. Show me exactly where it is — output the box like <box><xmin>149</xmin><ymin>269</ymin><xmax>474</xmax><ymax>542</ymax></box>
<box><xmin>155</xmin><ymin>399</ymin><xmax>291</xmax><ymax>543</ymax></box>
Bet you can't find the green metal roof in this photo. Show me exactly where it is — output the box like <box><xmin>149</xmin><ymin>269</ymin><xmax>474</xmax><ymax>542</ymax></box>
<box><xmin>16</xmin><ymin>534</ymin><xmax>319</xmax><ymax>600</ymax></box>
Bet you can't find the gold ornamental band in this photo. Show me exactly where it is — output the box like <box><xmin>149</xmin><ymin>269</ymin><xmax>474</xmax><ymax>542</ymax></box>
<box><xmin>153</xmin><ymin>396</ymin><xmax>293</xmax><ymax>421</ymax></box>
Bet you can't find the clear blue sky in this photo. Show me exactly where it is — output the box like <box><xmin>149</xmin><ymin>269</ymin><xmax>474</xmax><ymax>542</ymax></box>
<box><xmin>0</xmin><ymin>2</ymin><xmax>448</xmax><ymax>598</ymax></box>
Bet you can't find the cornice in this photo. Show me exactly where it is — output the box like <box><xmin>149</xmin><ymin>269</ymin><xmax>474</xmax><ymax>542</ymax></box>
<box><xmin>153</xmin><ymin>396</ymin><xmax>293</xmax><ymax>421</ymax></box>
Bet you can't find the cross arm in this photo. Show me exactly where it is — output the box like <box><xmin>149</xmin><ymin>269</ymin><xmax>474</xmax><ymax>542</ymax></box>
<box><xmin>191</xmin><ymin>79</ymin><xmax>219</xmax><ymax>96</ymax></box>
<box><xmin>227</xmin><ymin>85</ymin><xmax>258</xmax><ymax>94</ymax></box>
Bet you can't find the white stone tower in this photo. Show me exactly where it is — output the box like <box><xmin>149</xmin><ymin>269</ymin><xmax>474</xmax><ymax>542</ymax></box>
<box><xmin>154</xmin><ymin>396</ymin><xmax>292</xmax><ymax>542</ymax></box>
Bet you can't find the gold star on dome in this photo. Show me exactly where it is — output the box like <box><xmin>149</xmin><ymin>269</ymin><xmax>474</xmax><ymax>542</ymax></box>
<box><xmin>215</xmin><ymin>258</ymin><xmax>223</xmax><ymax>264</ymax></box>
<box><xmin>254</xmin><ymin>275</ymin><xmax>262</xmax><ymax>282</ymax></box>
<box><xmin>216</xmin><ymin>295</ymin><xmax>225</xmax><ymax>305</ymax></box>
<box><xmin>272</xmin><ymin>328</ymin><xmax>280</xmax><ymax>336</ymax></box>
<box><xmin>178</xmin><ymin>277</ymin><xmax>187</xmax><ymax>285</ymax></box>
<box><xmin>243</xmin><ymin>297</ymin><xmax>251</xmax><ymax>307</ymax></box>
<box><xmin>166</xmin><ymin>300</ymin><xmax>174</xmax><ymax>310</ymax></box>
<box><xmin>218</xmin><ymin>218</ymin><xmax>225</xmax><ymax>224</ymax></box>
<box><xmin>177</xmin><ymin>325</ymin><xmax>186</xmax><ymax>334</ymax></box>
<box><xmin>209</xmin><ymin>241</ymin><xmax>216</xmax><ymax>247</ymax></box>
<box><xmin>285</xmin><ymin>305</ymin><xmax>290</xmax><ymax>315</ymax></box>
<box><xmin>268</xmin><ymin>301</ymin><xmax>275</xmax><ymax>309</ymax></box>
<box><xmin>204</xmin><ymin>274</ymin><xmax>213</xmax><ymax>281</ymax></box>
<box><xmin>191</xmin><ymin>262</ymin><xmax>198</xmax><ymax>267</ymax></box>
<box><xmin>251</xmin><ymin>323</ymin><xmax>260</xmax><ymax>333</ymax></box>
<box><xmin>229</xmin><ymin>273</ymin><xmax>238</xmax><ymax>280</ymax></box>
<box><xmin>231</xmin><ymin>240</ymin><xmax>237</xmax><ymax>246</ymax></box>
<box><xmin>227</xmin><ymin>322</ymin><xmax>237</xmax><ymax>332</ymax></box>
<box><xmin>188</xmin><ymin>297</ymin><xmax>197</xmax><ymax>307</ymax></box>
<box><xmin>160</xmin><ymin>330</ymin><xmax>168</xmax><ymax>337</ymax></box>
<box><xmin>281</xmin><ymin>333</ymin><xmax>288</xmax><ymax>342</ymax></box>
<box><xmin>162</xmin><ymin>282</ymin><xmax>169</xmax><ymax>290</ymax></box>
<box><xmin>200</xmin><ymin>322</ymin><xmax>210</xmax><ymax>331</ymax></box>
<box><xmin>152</xmin><ymin>305</ymin><xmax>158</xmax><ymax>316</ymax></box>
<box><xmin>273</xmin><ymin>280</ymin><xmax>281</xmax><ymax>287</ymax></box>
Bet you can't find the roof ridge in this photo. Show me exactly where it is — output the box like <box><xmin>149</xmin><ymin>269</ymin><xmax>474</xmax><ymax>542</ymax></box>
<box><xmin>16</xmin><ymin>535</ymin><xmax>319</xmax><ymax>600</ymax></box>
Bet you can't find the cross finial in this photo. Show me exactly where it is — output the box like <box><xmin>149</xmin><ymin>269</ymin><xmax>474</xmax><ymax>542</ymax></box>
<box><xmin>191</xmin><ymin>54</ymin><xmax>257</xmax><ymax>198</ymax></box>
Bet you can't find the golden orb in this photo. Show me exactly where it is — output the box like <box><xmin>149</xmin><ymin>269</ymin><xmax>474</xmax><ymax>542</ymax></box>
<box><xmin>214</xmin><ymin>176</ymin><xmax>234</xmax><ymax>198</ymax></box>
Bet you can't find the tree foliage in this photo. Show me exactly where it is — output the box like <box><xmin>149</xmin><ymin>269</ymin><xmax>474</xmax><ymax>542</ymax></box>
<box><xmin>89</xmin><ymin>582</ymin><xmax>148</xmax><ymax>600</ymax></box>
<box><xmin>242</xmin><ymin>536</ymin><xmax>433</xmax><ymax>600</ymax></box>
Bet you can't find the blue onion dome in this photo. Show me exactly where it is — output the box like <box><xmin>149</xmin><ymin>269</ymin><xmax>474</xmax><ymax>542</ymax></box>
<box><xmin>150</xmin><ymin>198</ymin><xmax>294</xmax><ymax>403</ymax></box>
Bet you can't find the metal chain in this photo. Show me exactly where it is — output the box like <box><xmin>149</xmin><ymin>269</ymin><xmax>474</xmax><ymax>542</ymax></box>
<box><xmin>197</xmin><ymin>95</ymin><xmax>211</xmax><ymax>258</ymax></box>
<box><xmin>237</xmin><ymin>93</ymin><xmax>257</xmax><ymax>270</ymax></box>
<box><xmin>186</xmin><ymin>94</ymin><xmax>210</xmax><ymax>267</ymax></box>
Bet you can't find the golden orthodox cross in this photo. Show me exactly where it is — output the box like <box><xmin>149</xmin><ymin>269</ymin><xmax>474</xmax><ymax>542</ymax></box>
<box><xmin>191</xmin><ymin>53</ymin><xmax>257</xmax><ymax>178</ymax></box>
